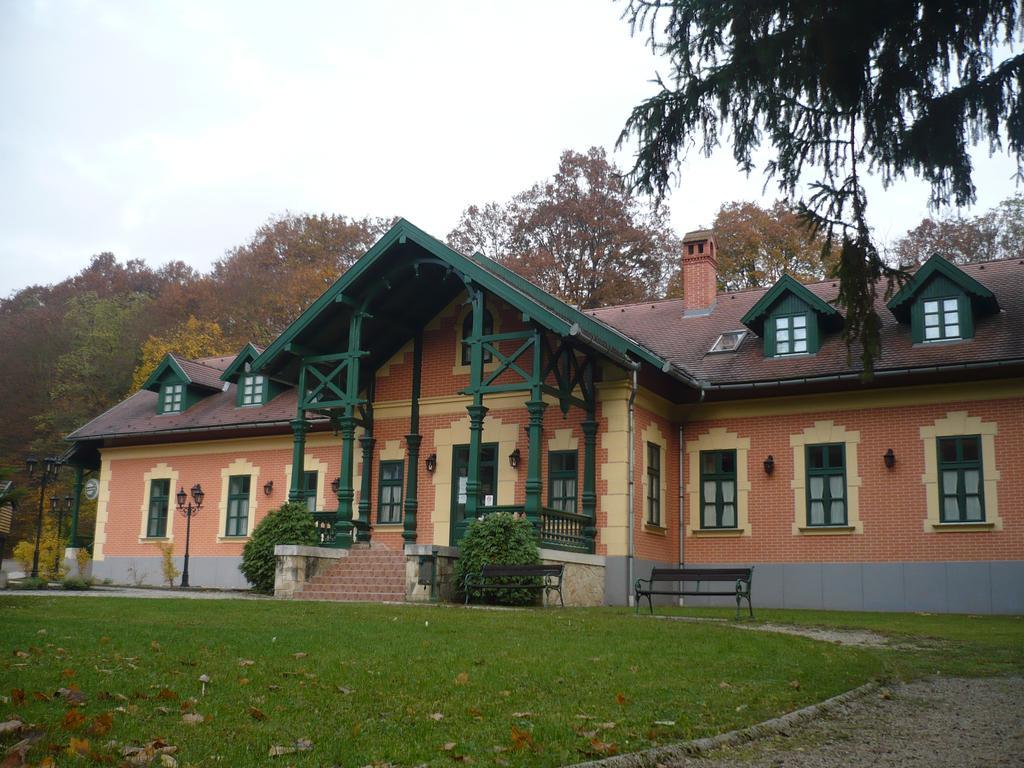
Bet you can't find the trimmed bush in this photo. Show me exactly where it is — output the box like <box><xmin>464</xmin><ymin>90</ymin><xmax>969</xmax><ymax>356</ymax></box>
<box><xmin>61</xmin><ymin>576</ymin><xmax>94</xmax><ymax>590</ymax></box>
<box><xmin>240</xmin><ymin>502</ymin><xmax>318</xmax><ymax>594</ymax></box>
<box><xmin>10</xmin><ymin>577</ymin><xmax>49</xmax><ymax>590</ymax></box>
<box><xmin>454</xmin><ymin>512</ymin><xmax>540</xmax><ymax>605</ymax></box>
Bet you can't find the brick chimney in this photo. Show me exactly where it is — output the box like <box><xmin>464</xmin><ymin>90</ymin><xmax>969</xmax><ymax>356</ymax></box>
<box><xmin>682</xmin><ymin>229</ymin><xmax>718</xmax><ymax>316</ymax></box>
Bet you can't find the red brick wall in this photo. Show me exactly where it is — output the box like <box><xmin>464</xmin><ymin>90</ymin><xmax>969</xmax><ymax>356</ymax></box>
<box><xmin>684</xmin><ymin>396</ymin><xmax>1022</xmax><ymax>564</ymax></box>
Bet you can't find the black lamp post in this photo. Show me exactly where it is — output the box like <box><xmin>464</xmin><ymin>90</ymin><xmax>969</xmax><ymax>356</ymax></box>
<box><xmin>26</xmin><ymin>454</ymin><xmax>61</xmax><ymax>579</ymax></box>
<box><xmin>50</xmin><ymin>494</ymin><xmax>72</xmax><ymax>574</ymax></box>
<box><xmin>175</xmin><ymin>483</ymin><xmax>204</xmax><ymax>588</ymax></box>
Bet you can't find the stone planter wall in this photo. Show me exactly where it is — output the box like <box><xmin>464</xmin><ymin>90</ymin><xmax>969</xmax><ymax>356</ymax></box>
<box><xmin>274</xmin><ymin>544</ymin><xmax>348</xmax><ymax>598</ymax></box>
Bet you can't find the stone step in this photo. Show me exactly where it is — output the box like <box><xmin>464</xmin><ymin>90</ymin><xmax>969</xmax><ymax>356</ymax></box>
<box><xmin>296</xmin><ymin>591</ymin><xmax>405</xmax><ymax>602</ymax></box>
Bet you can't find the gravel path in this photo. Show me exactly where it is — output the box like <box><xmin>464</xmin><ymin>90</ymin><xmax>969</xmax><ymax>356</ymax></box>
<box><xmin>652</xmin><ymin>615</ymin><xmax>929</xmax><ymax>648</ymax></box>
<box><xmin>665</xmin><ymin>677</ymin><xmax>1024</xmax><ymax>768</ymax></box>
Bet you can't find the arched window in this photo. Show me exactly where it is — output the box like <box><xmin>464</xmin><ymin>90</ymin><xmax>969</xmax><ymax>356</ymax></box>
<box><xmin>461</xmin><ymin>309</ymin><xmax>494</xmax><ymax>366</ymax></box>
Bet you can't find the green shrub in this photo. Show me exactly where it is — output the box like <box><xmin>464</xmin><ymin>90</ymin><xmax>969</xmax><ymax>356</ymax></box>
<box><xmin>10</xmin><ymin>576</ymin><xmax>49</xmax><ymax>590</ymax></box>
<box><xmin>61</xmin><ymin>576</ymin><xmax>94</xmax><ymax>590</ymax></box>
<box><xmin>239</xmin><ymin>502</ymin><xmax>318</xmax><ymax>594</ymax></box>
<box><xmin>454</xmin><ymin>512</ymin><xmax>540</xmax><ymax>605</ymax></box>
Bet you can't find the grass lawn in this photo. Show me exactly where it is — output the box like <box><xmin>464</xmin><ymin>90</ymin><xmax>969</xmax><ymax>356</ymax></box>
<box><xmin>0</xmin><ymin>598</ymin><xmax>1019</xmax><ymax>767</ymax></box>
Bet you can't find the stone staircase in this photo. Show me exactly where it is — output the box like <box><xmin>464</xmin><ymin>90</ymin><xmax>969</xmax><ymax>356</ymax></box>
<box><xmin>294</xmin><ymin>544</ymin><xmax>406</xmax><ymax>602</ymax></box>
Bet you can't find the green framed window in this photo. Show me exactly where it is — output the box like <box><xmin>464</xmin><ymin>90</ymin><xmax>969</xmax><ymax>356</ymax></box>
<box><xmin>240</xmin><ymin>374</ymin><xmax>266</xmax><ymax>406</ymax></box>
<box><xmin>225</xmin><ymin>475</ymin><xmax>251</xmax><ymax>536</ymax></box>
<box><xmin>806</xmin><ymin>443</ymin><xmax>847</xmax><ymax>526</ymax></box>
<box><xmin>700</xmin><ymin>450</ymin><xmax>737</xmax><ymax>529</ymax></box>
<box><xmin>460</xmin><ymin>309</ymin><xmax>494</xmax><ymax>366</ymax></box>
<box><xmin>147</xmin><ymin>478</ymin><xmax>170</xmax><ymax>538</ymax></box>
<box><xmin>377</xmin><ymin>461</ymin><xmax>404</xmax><ymax>524</ymax></box>
<box><xmin>548</xmin><ymin>451</ymin><xmax>578</xmax><ymax>514</ymax></box>
<box><xmin>161</xmin><ymin>383</ymin><xmax>184</xmax><ymax>413</ymax></box>
<box><xmin>646</xmin><ymin>443</ymin><xmax>661</xmax><ymax>526</ymax></box>
<box><xmin>774</xmin><ymin>313</ymin><xmax>808</xmax><ymax>355</ymax></box>
<box><xmin>301</xmin><ymin>470</ymin><xmax>318</xmax><ymax>513</ymax></box>
<box><xmin>922</xmin><ymin>297</ymin><xmax>960</xmax><ymax>341</ymax></box>
<box><xmin>937</xmin><ymin>435</ymin><xmax>984</xmax><ymax>522</ymax></box>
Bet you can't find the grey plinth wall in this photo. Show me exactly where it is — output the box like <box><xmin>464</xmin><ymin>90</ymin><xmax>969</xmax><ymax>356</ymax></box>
<box><xmin>92</xmin><ymin>556</ymin><xmax>250</xmax><ymax>589</ymax></box>
<box><xmin>680</xmin><ymin>561</ymin><xmax>1024</xmax><ymax>615</ymax></box>
<box><xmin>540</xmin><ymin>549</ymin><xmax>605</xmax><ymax>607</ymax></box>
<box><xmin>274</xmin><ymin>545</ymin><xmax>348</xmax><ymax>598</ymax></box>
<box><xmin>405</xmin><ymin>544</ymin><xmax>461</xmax><ymax>603</ymax></box>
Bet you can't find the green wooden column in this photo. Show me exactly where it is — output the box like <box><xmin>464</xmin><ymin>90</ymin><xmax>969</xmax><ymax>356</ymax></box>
<box><xmin>403</xmin><ymin>332</ymin><xmax>424</xmax><ymax>544</ymax></box>
<box><xmin>464</xmin><ymin>288</ymin><xmax>487</xmax><ymax>520</ymax></box>
<box><xmin>334</xmin><ymin>416</ymin><xmax>357</xmax><ymax>547</ymax></box>
<box><xmin>68</xmin><ymin>464</ymin><xmax>84</xmax><ymax>548</ymax></box>
<box><xmin>288</xmin><ymin>418</ymin><xmax>310</xmax><ymax>502</ymax></box>
<box><xmin>524</xmin><ymin>399</ymin><xmax>547</xmax><ymax>525</ymax></box>
<box><xmin>357</xmin><ymin>431</ymin><xmax>375</xmax><ymax>543</ymax></box>
<box><xmin>464</xmin><ymin>404</ymin><xmax>488</xmax><ymax>518</ymax></box>
<box><xmin>581</xmin><ymin>415</ymin><xmax>598</xmax><ymax>544</ymax></box>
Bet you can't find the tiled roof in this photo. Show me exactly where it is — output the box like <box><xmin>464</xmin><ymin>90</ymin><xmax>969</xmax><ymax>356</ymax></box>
<box><xmin>589</xmin><ymin>258</ymin><xmax>1024</xmax><ymax>386</ymax></box>
<box><xmin>171</xmin><ymin>355</ymin><xmax>228</xmax><ymax>391</ymax></box>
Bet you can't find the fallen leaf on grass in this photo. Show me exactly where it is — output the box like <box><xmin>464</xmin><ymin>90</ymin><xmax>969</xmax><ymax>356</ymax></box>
<box><xmin>441</xmin><ymin>742</ymin><xmax>457</xmax><ymax>752</ymax></box>
<box><xmin>67</xmin><ymin>737</ymin><xmax>90</xmax><ymax>757</ymax></box>
<box><xmin>615</xmin><ymin>692</ymin><xmax>627</xmax><ymax>705</ymax></box>
<box><xmin>88</xmin><ymin>712</ymin><xmax>113</xmax><ymax>736</ymax></box>
<box><xmin>584</xmin><ymin>738</ymin><xmax>618</xmax><ymax>756</ymax></box>
<box><xmin>598</xmin><ymin>722</ymin><xmax>616</xmax><ymax>730</ymax></box>
<box><xmin>719</xmin><ymin>681</ymin><xmax>732</xmax><ymax>689</ymax></box>
<box><xmin>61</xmin><ymin>710</ymin><xmax>86</xmax><ymax>731</ymax></box>
<box><xmin>248</xmin><ymin>707</ymin><xmax>266</xmax><ymax>721</ymax></box>
<box><xmin>156</xmin><ymin>689</ymin><xmax>178</xmax><ymax>701</ymax></box>
<box><xmin>510</xmin><ymin>712</ymin><xmax>535</xmax><ymax>719</ymax></box>
<box><xmin>0</xmin><ymin>721</ymin><xmax>21</xmax><ymax>737</ymax></box>
<box><xmin>61</xmin><ymin>669</ymin><xmax>75</xmax><ymax>679</ymax></box>
<box><xmin>292</xmin><ymin>652</ymin><xmax>307</xmax><ymax>659</ymax></box>
<box><xmin>155</xmin><ymin>707</ymin><xmax>173</xmax><ymax>715</ymax></box>
<box><xmin>150</xmin><ymin>641</ymin><xmax>162</xmax><ymax>652</ymax></box>
<box><xmin>159</xmin><ymin>754</ymin><xmax>178</xmax><ymax>767</ymax></box>
<box><xmin>466</xmin><ymin>706</ymin><xmax>483</xmax><ymax>718</ymax></box>
<box><xmin>454</xmin><ymin>672</ymin><xmax>469</xmax><ymax>685</ymax></box>
<box><xmin>31</xmin><ymin>691</ymin><xmax>50</xmax><ymax>702</ymax></box>
<box><xmin>181</xmin><ymin>713</ymin><xmax>204</xmax><ymax>725</ymax></box>
<box><xmin>788</xmin><ymin>680</ymin><xmax>801</xmax><ymax>690</ymax></box>
<box><xmin>735</xmin><ymin>704</ymin><xmax>748</xmax><ymax>712</ymax></box>
<box><xmin>54</xmin><ymin>687</ymin><xmax>86</xmax><ymax>706</ymax></box>
<box><xmin>429</xmin><ymin>712</ymin><xmax>444</xmax><ymax>721</ymax></box>
<box><xmin>509</xmin><ymin>725</ymin><xmax>534</xmax><ymax>751</ymax></box>
<box><xmin>13</xmin><ymin>651</ymin><xmax>29</xmax><ymax>659</ymax></box>
<box><xmin>10</xmin><ymin>689</ymin><xmax>25</xmax><ymax>705</ymax></box>
<box><xmin>336</xmin><ymin>686</ymin><xmax>354</xmax><ymax>695</ymax></box>
<box><xmin>238</xmin><ymin>659</ymin><xmax>255</xmax><ymax>667</ymax></box>
<box><xmin>653</xmin><ymin>720</ymin><xmax>676</xmax><ymax>726</ymax></box>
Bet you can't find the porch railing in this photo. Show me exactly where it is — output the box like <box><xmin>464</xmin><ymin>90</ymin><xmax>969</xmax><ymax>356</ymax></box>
<box><xmin>477</xmin><ymin>505</ymin><xmax>594</xmax><ymax>554</ymax></box>
<box><xmin>312</xmin><ymin>512</ymin><xmax>340</xmax><ymax>547</ymax></box>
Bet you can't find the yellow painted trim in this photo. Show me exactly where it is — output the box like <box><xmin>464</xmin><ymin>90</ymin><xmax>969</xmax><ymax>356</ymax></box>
<box><xmin>795</xmin><ymin>525</ymin><xmax>857</xmax><ymax>536</ymax></box>
<box><xmin>919</xmin><ymin>411</ymin><xmax>1002</xmax><ymax>531</ymax></box>
<box><xmin>452</xmin><ymin>294</ymin><xmax>502</xmax><ymax>377</ymax></box>
<box><xmin>376</xmin><ymin>340</ymin><xmax>411</xmax><ymax>380</ymax></box>
<box><xmin>640</xmin><ymin>422</ymin><xmax>668</xmax><ymax>530</ymax></box>
<box><xmin>547</xmin><ymin>428</ymin><xmax>578</xmax><ymax>454</ymax></box>
<box><xmin>138</xmin><ymin>463</ymin><xmax>179</xmax><ymax>543</ymax></box>
<box><xmin>687</xmin><ymin>379</ymin><xmax>1022</xmax><ymax>422</ymax></box>
<box><xmin>689</xmin><ymin>529</ymin><xmax>746</xmax><ymax>538</ymax></box>
<box><xmin>216</xmin><ymin>458</ymin><xmax>261</xmax><ymax>542</ymax></box>
<box><xmin>380</xmin><ymin>439</ymin><xmax>406</xmax><ymax>462</ymax></box>
<box><xmin>93</xmin><ymin>459</ymin><xmax>113</xmax><ymax>561</ymax></box>
<box><xmin>284</xmin><ymin>454</ymin><xmax>329</xmax><ymax>514</ymax></box>
<box><xmin>598</xmin><ymin>390</ymin><xmax>630</xmax><ymax>556</ymax></box>
<box><xmin>686</xmin><ymin>428</ymin><xmax>752</xmax><ymax>536</ymax></box>
<box><xmin>790</xmin><ymin>421</ymin><xmax>863</xmax><ymax>535</ymax></box>
<box><xmin>430</xmin><ymin>414</ymin><xmax>520</xmax><ymax>546</ymax></box>
<box><xmin>636</xmin><ymin>390</ymin><xmax>674</xmax><ymax>420</ymax></box>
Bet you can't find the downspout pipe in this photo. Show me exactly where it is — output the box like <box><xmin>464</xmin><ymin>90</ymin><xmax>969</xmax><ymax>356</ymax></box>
<box><xmin>626</xmin><ymin>364</ymin><xmax>638</xmax><ymax>607</ymax></box>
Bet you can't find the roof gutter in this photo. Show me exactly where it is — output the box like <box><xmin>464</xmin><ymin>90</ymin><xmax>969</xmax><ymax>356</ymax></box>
<box><xmin>66</xmin><ymin>417</ymin><xmax>329</xmax><ymax>444</ymax></box>
<box><xmin>700</xmin><ymin>357</ymin><xmax>1024</xmax><ymax>392</ymax></box>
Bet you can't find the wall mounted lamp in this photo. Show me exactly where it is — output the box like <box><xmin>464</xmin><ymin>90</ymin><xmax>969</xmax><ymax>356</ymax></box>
<box><xmin>331</xmin><ymin>476</ymin><xmax>340</xmax><ymax>495</ymax></box>
<box><xmin>763</xmin><ymin>455</ymin><xmax>775</xmax><ymax>475</ymax></box>
<box><xmin>508</xmin><ymin>448</ymin><xmax>521</xmax><ymax>469</ymax></box>
<box><xmin>884</xmin><ymin>448</ymin><xmax>896</xmax><ymax>469</ymax></box>
<box><xmin>263</xmin><ymin>480</ymin><xmax>274</xmax><ymax>496</ymax></box>
<box><xmin>425</xmin><ymin>453</ymin><xmax>437</xmax><ymax>473</ymax></box>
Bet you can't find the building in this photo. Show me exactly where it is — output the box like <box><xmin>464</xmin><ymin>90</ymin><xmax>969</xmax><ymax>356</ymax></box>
<box><xmin>65</xmin><ymin>220</ymin><xmax>1024</xmax><ymax>612</ymax></box>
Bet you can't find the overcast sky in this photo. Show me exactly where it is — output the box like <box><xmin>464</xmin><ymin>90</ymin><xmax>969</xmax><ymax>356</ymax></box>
<box><xmin>1</xmin><ymin>0</ymin><xmax>1019</xmax><ymax>297</ymax></box>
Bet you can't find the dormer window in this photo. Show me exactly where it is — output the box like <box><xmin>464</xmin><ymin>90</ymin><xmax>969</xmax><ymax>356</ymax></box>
<box><xmin>240</xmin><ymin>374</ymin><xmax>266</xmax><ymax>406</ymax></box>
<box><xmin>161</xmin><ymin>384</ymin><xmax>183</xmax><ymax>413</ymax></box>
<box><xmin>709</xmin><ymin>330</ymin><xmax>747</xmax><ymax>353</ymax></box>
<box><xmin>923</xmin><ymin>298</ymin><xmax>960</xmax><ymax>341</ymax></box>
<box><xmin>740</xmin><ymin>274</ymin><xmax>842</xmax><ymax>360</ymax></box>
<box><xmin>887</xmin><ymin>255</ymin><xmax>999</xmax><ymax>344</ymax></box>
<box><xmin>775</xmin><ymin>314</ymin><xmax>808</xmax><ymax>355</ymax></box>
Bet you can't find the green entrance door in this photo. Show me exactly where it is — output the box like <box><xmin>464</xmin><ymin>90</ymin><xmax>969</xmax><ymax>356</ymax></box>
<box><xmin>450</xmin><ymin>443</ymin><xmax>498</xmax><ymax>545</ymax></box>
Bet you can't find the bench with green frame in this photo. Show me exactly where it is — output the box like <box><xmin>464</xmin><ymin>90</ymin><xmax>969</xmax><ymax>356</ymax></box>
<box><xmin>464</xmin><ymin>563</ymin><xmax>566</xmax><ymax>607</ymax></box>
<box><xmin>635</xmin><ymin>566</ymin><xmax>754</xmax><ymax>619</ymax></box>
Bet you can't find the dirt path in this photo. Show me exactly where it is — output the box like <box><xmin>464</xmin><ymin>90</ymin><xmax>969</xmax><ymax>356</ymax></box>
<box><xmin>665</xmin><ymin>677</ymin><xmax>1024</xmax><ymax>768</ymax></box>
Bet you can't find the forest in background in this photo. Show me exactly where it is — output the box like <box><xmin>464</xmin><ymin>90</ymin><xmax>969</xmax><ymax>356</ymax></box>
<box><xmin>1</xmin><ymin>146</ymin><xmax>1020</xmax><ymax>555</ymax></box>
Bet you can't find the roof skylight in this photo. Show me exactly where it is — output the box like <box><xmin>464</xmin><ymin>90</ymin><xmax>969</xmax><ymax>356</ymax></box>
<box><xmin>709</xmin><ymin>330</ymin><xmax>747</xmax><ymax>353</ymax></box>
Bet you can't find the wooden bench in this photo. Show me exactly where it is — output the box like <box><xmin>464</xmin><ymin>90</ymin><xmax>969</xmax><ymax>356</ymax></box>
<box><xmin>464</xmin><ymin>564</ymin><xmax>566</xmax><ymax>607</ymax></box>
<box><xmin>634</xmin><ymin>567</ymin><xmax>753</xmax><ymax>619</ymax></box>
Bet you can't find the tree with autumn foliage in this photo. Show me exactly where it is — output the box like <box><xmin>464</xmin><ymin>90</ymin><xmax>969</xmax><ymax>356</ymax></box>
<box><xmin>203</xmin><ymin>213</ymin><xmax>395</xmax><ymax>344</ymax></box>
<box><xmin>130</xmin><ymin>317</ymin><xmax>233</xmax><ymax>392</ymax></box>
<box><xmin>448</xmin><ymin>147</ymin><xmax>678</xmax><ymax>309</ymax></box>
<box><xmin>892</xmin><ymin>195</ymin><xmax>1024</xmax><ymax>266</ymax></box>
